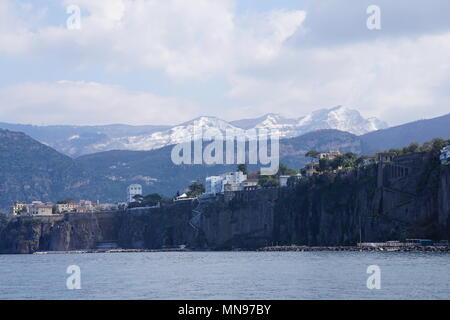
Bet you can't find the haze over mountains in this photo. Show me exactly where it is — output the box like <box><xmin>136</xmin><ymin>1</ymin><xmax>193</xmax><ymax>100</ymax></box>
<box><xmin>0</xmin><ymin>106</ymin><xmax>387</xmax><ymax>157</ymax></box>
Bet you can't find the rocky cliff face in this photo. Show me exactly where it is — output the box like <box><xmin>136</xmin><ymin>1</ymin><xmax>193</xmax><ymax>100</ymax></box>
<box><xmin>0</xmin><ymin>213</ymin><xmax>119</xmax><ymax>254</ymax></box>
<box><xmin>117</xmin><ymin>203</ymin><xmax>195</xmax><ymax>249</ymax></box>
<box><xmin>192</xmin><ymin>190</ymin><xmax>278</xmax><ymax>249</ymax></box>
<box><xmin>438</xmin><ymin>166</ymin><xmax>450</xmax><ymax>237</ymax></box>
<box><xmin>274</xmin><ymin>155</ymin><xmax>450</xmax><ymax>246</ymax></box>
<box><xmin>1</xmin><ymin>157</ymin><xmax>449</xmax><ymax>254</ymax></box>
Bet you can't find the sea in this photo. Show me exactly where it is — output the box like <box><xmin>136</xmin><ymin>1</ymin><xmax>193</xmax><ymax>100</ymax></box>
<box><xmin>0</xmin><ymin>251</ymin><xmax>448</xmax><ymax>300</ymax></box>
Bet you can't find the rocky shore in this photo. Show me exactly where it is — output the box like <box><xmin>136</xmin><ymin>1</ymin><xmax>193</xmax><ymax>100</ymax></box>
<box><xmin>256</xmin><ymin>246</ymin><xmax>450</xmax><ymax>252</ymax></box>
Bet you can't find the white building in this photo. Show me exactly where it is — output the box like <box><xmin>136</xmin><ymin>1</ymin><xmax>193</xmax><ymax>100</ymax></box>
<box><xmin>205</xmin><ymin>171</ymin><xmax>247</xmax><ymax>195</ymax></box>
<box><xmin>127</xmin><ymin>184</ymin><xmax>143</xmax><ymax>203</ymax></box>
<box><xmin>205</xmin><ymin>176</ymin><xmax>223</xmax><ymax>195</ymax></box>
<box><xmin>29</xmin><ymin>203</ymin><xmax>53</xmax><ymax>216</ymax></box>
<box><xmin>174</xmin><ymin>193</ymin><xmax>196</xmax><ymax>202</ymax></box>
<box><xmin>10</xmin><ymin>203</ymin><xmax>29</xmax><ymax>216</ymax></box>
<box><xmin>55</xmin><ymin>202</ymin><xmax>78</xmax><ymax>214</ymax></box>
<box><xmin>441</xmin><ymin>146</ymin><xmax>450</xmax><ymax>164</ymax></box>
<box><xmin>319</xmin><ymin>150</ymin><xmax>341</xmax><ymax>160</ymax></box>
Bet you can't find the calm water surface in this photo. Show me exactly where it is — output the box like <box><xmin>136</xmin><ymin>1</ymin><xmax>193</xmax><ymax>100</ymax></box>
<box><xmin>0</xmin><ymin>252</ymin><xmax>448</xmax><ymax>300</ymax></box>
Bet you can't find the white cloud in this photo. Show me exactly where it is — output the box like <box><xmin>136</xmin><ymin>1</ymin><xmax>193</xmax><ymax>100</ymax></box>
<box><xmin>0</xmin><ymin>0</ymin><xmax>305</xmax><ymax>79</ymax></box>
<box><xmin>0</xmin><ymin>81</ymin><xmax>199</xmax><ymax>125</ymax></box>
<box><xmin>1</xmin><ymin>0</ymin><xmax>450</xmax><ymax>127</ymax></box>
<box><xmin>223</xmin><ymin>30</ymin><xmax>450</xmax><ymax>126</ymax></box>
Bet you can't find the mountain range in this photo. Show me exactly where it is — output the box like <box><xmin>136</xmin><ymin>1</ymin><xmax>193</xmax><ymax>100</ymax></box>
<box><xmin>0</xmin><ymin>106</ymin><xmax>387</xmax><ymax>157</ymax></box>
<box><xmin>0</xmin><ymin>128</ymin><xmax>362</xmax><ymax>211</ymax></box>
<box><xmin>0</xmin><ymin>109</ymin><xmax>449</xmax><ymax>211</ymax></box>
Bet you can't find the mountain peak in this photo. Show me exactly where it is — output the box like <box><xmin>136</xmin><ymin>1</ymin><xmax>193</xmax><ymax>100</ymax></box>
<box><xmin>0</xmin><ymin>106</ymin><xmax>389</xmax><ymax>156</ymax></box>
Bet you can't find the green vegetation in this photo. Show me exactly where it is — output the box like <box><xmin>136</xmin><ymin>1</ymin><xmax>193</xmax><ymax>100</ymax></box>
<box><xmin>258</xmin><ymin>175</ymin><xmax>279</xmax><ymax>187</ymax></box>
<box><xmin>305</xmin><ymin>150</ymin><xmax>367</xmax><ymax>173</ymax></box>
<box><xmin>257</xmin><ymin>163</ymin><xmax>298</xmax><ymax>187</ymax></box>
<box><xmin>278</xmin><ymin>164</ymin><xmax>298</xmax><ymax>176</ymax></box>
<box><xmin>186</xmin><ymin>181</ymin><xmax>205</xmax><ymax>197</ymax></box>
<box><xmin>237</xmin><ymin>164</ymin><xmax>248</xmax><ymax>175</ymax></box>
<box><xmin>384</xmin><ymin>138</ymin><xmax>449</xmax><ymax>157</ymax></box>
<box><xmin>57</xmin><ymin>198</ymin><xmax>74</xmax><ymax>204</ymax></box>
<box><xmin>128</xmin><ymin>193</ymin><xmax>163</xmax><ymax>208</ymax></box>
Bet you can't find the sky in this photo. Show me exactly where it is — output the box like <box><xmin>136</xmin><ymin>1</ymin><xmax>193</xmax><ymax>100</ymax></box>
<box><xmin>0</xmin><ymin>0</ymin><xmax>449</xmax><ymax>126</ymax></box>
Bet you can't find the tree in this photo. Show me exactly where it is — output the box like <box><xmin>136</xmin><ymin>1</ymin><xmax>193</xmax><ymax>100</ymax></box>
<box><xmin>403</xmin><ymin>142</ymin><xmax>420</xmax><ymax>154</ymax></box>
<box><xmin>258</xmin><ymin>175</ymin><xmax>279</xmax><ymax>187</ymax></box>
<box><xmin>128</xmin><ymin>193</ymin><xmax>163</xmax><ymax>208</ymax></box>
<box><xmin>305</xmin><ymin>150</ymin><xmax>320</xmax><ymax>160</ymax></box>
<box><xmin>342</xmin><ymin>152</ymin><xmax>357</xmax><ymax>168</ymax></box>
<box><xmin>237</xmin><ymin>164</ymin><xmax>248</xmax><ymax>175</ymax></box>
<box><xmin>144</xmin><ymin>193</ymin><xmax>162</xmax><ymax>202</ymax></box>
<box><xmin>57</xmin><ymin>198</ymin><xmax>74</xmax><ymax>204</ymax></box>
<box><xmin>187</xmin><ymin>181</ymin><xmax>205</xmax><ymax>197</ymax></box>
<box><xmin>318</xmin><ymin>158</ymin><xmax>331</xmax><ymax>172</ymax></box>
<box><xmin>132</xmin><ymin>194</ymin><xmax>144</xmax><ymax>203</ymax></box>
<box><xmin>355</xmin><ymin>156</ymin><xmax>369</xmax><ymax>168</ymax></box>
<box><xmin>278</xmin><ymin>164</ymin><xmax>298</xmax><ymax>176</ymax></box>
<box><xmin>142</xmin><ymin>194</ymin><xmax>162</xmax><ymax>206</ymax></box>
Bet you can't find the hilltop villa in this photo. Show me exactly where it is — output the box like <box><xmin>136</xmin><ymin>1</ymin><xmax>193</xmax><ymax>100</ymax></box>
<box><xmin>441</xmin><ymin>146</ymin><xmax>450</xmax><ymax>164</ymax></box>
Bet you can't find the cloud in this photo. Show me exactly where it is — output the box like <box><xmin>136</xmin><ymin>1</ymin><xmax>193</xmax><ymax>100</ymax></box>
<box><xmin>1</xmin><ymin>0</ymin><xmax>450</xmax><ymax>127</ymax></box>
<box><xmin>0</xmin><ymin>0</ymin><xmax>306</xmax><ymax>79</ymax></box>
<box><xmin>224</xmin><ymin>30</ymin><xmax>450</xmax><ymax>125</ymax></box>
<box><xmin>0</xmin><ymin>81</ymin><xmax>199</xmax><ymax>125</ymax></box>
<box><xmin>293</xmin><ymin>0</ymin><xmax>450</xmax><ymax>47</ymax></box>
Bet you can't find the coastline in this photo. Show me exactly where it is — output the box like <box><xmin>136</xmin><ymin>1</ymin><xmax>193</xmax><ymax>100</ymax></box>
<box><xmin>30</xmin><ymin>245</ymin><xmax>450</xmax><ymax>255</ymax></box>
<box><xmin>256</xmin><ymin>245</ymin><xmax>450</xmax><ymax>253</ymax></box>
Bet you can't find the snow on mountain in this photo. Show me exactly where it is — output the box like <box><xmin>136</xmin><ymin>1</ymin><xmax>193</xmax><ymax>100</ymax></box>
<box><xmin>294</xmin><ymin>106</ymin><xmax>388</xmax><ymax>136</ymax></box>
<box><xmin>239</xmin><ymin>106</ymin><xmax>388</xmax><ymax>138</ymax></box>
<box><xmin>88</xmin><ymin>106</ymin><xmax>387</xmax><ymax>153</ymax></box>
<box><xmin>92</xmin><ymin>116</ymin><xmax>242</xmax><ymax>151</ymax></box>
<box><xmin>0</xmin><ymin>106</ymin><xmax>388</xmax><ymax>156</ymax></box>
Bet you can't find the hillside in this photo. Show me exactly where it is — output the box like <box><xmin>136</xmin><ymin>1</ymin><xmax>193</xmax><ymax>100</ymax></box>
<box><xmin>1</xmin><ymin>128</ymin><xmax>358</xmax><ymax>209</ymax></box>
<box><xmin>360</xmin><ymin>113</ymin><xmax>450</xmax><ymax>154</ymax></box>
<box><xmin>0</xmin><ymin>129</ymin><xmax>122</xmax><ymax>210</ymax></box>
<box><xmin>0</xmin><ymin>123</ymin><xmax>170</xmax><ymax>157</ymax></box>
<box><xmin>75</xmin><ymin>130</ymin><xmax>361</xmax><ymax>197</ymax></box>
<box><xmin>0</xmin><ymin>129</ymin><xmax>85</xmax><ymax>210</ymax></box>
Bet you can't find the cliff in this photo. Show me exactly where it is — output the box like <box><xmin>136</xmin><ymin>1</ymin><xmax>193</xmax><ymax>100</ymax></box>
<box><xmin>0</xmin><ymin>213</ymin><xmax>119</xmax><ymax>254</ymax></box>
<box><xmin>274</xmin><ymin>157</ymin><xmax>450</xmax><ymax>246</ymax></box>
<box><xmin>1</xmin><ymin>154</ymin><xmax>449</xmax><ymax>254</ymax></box>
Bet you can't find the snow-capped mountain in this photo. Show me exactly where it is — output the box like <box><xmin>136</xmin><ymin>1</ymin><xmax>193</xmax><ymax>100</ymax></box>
<box><xmin>232</xmin><ymin>106</ymin><xmax>387</xmax><ymax>138</ymax></box>
<box><xmin>295</xmin><ymin>106</ymin><xmax>388</xmax><ymax>136</ymax></box>
<box><xmin>94</xmin><ymin>116</ymin><xmax>241</xmax><ymax>152</ymax></box>
<box><xmin>0</xmin><ymin>106</ymin><xmax>388</xmax><ymax>157</ymax></box>
<box><xmin>87</xmin><ymin>106</ymin><xmax>387</xmax><ymax>152</ymax></box>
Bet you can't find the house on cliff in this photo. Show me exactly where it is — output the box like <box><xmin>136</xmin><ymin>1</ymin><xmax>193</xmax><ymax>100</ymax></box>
<box><xmin>441</xmin><ymin>146</ymin><xmax>450</xmax><ymax>164</ymax></box>
<box><xmin>205</xmin><ymin>171</ymin><xmax>247</xmax><ymax>195</ymax></box>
